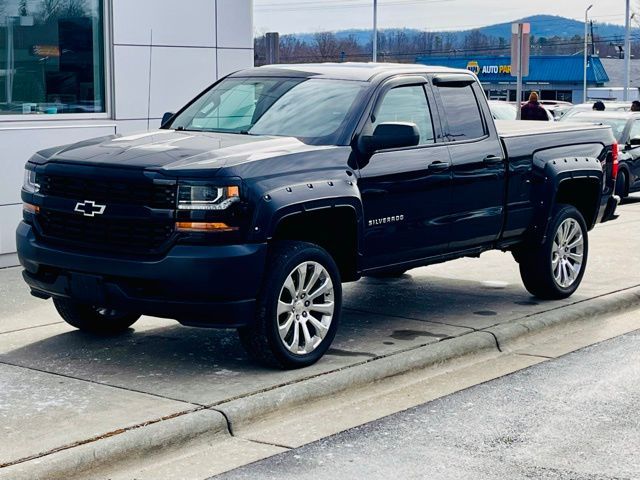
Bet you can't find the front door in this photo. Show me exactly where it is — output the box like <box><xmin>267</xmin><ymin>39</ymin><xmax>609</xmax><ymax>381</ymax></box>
<box><xmin>358</xmin><ymin>80</ymin><xmax>452</xmax><ymax>269</ymax></box>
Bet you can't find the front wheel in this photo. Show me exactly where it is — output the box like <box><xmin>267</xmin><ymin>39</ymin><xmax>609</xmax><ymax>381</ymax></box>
<box><xmin>518</xmin><ymin>204</ymin><xmax>589</xmax><ymax>300</ymax></box>
<box><xmin>53</xmin><ymin>298</ymin><xmax>140</xmax><ymax>334</ymax></box>
<box><xmin>238</xmin><ymin>241</ymin><xmax>342</xmax><ymax>369</ymax></box>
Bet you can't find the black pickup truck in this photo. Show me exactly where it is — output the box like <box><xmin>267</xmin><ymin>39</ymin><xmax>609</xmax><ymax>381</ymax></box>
<box><xmin>17</xmin><ymin>64</ymin><xmax>620</xmax><ymax>369</ymax></box>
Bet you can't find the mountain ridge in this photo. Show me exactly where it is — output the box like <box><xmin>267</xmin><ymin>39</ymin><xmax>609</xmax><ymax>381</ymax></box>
<box><xmin>287</xmin><ymin>14</ymin><xmax>638</xmax><ymax>46</ymax></box>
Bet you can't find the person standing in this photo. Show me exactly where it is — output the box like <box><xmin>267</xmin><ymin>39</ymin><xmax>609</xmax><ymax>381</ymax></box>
<box><xmin>520</xmin><ymin>92</ymin><xmax>549</xmax><ymax>121</ymax></box>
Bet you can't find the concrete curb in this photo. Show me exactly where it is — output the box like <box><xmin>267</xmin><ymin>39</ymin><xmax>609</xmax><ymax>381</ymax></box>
<box><xmin>216</xmin><ymin>331</ymin><xmax>498</xmax><ymax>430</ymax></box>
<box><xmin>3</xmin><ymin>287</ymin><xmax>639</xmax><ymax>479</ymax></box>
<box><xmin>0</xmin><ymin>409</ymin><xmax>228</xmax><ymax>480</ymax></box>
<box><xmin>484</xmin><ymin>287</ymin><xmax>640</xmax><ymax>350</ymax></box>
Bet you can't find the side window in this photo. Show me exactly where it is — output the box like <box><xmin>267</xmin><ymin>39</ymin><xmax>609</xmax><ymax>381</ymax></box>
<box><xmin>437</xmin><ymin>85</ymin><xmax>486</xmax><ymax>141</ymax></box>
<box><xmin>372</xmin><ymin>85</ymin><xmax>435</xmax><ymax>145</ymax></box>
<box><xmin>629</xmin><ymin>121</ymin><xmax>640</xmax><ymax>141</ymax></box>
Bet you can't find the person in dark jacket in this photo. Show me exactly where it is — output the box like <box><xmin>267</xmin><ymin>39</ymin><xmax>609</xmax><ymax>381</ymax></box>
<box><xmin>520</xmin><ymin>92</ymin><xmax>549</xmax><ymax>121</ymax></box>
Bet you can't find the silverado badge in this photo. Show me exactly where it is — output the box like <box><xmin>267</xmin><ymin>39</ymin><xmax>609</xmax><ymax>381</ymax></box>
<box><xmin>368</xmin><ymin>215</ymin><xmax>405</xmax><ymax>227</ymax></box>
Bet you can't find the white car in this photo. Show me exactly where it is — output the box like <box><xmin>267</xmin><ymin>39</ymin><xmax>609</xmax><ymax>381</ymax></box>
<box><xmin>488</xmin><ymin>101</ymin><xmax>554</xmax><ymax>122</ymax></box>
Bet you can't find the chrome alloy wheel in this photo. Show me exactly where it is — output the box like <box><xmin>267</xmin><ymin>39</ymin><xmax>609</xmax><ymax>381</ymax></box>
<box><xmin>551</xmin><ymin>218</ymin><xmax>584</xmax><ymax>288</ymax></box>
<box><xmin>277</xmin><ymin>261</ymin><xmax>335</xmax><ymax>355</ymax></box>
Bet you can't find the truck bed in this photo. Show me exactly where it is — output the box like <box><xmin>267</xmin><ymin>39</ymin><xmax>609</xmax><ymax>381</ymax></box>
<box><xmin>495</xmin><ymin>120</ymin><xmax>611</xmax><ymax>138</ymax></box>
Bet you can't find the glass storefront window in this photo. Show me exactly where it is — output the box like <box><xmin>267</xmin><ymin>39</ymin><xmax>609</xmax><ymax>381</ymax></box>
<box><xmin>0</xmin><ymin>0</ymin><xmax>104</xmax><ymax>115</ymax></box>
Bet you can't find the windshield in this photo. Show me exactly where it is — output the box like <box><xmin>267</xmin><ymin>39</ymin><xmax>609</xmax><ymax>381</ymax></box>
<box><xmin>168</xmin><ymin>77</ymin><xmax>367</xmax><ymax>145</ymax></box>
<box><xmin>567</xmin><ymin>117</ymin><xmax>628</xmax><ymax>142</ymax></box>
<box><xmin>490</xmin><ymin>102</ymin><xmax>517</xmax><ymax>120</ymax></box>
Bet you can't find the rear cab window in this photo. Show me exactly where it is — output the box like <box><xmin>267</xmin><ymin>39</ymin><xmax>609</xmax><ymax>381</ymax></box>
<box><xmin>436</xmin><ymin>84</ymin><xmax>487</xmax><ymax>141</ymax></box>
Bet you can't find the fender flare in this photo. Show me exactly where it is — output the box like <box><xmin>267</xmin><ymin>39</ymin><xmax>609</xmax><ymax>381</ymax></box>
<box><xmin>531</xmin><ymin>157</ymin><xmax>603</xmax><ymax>245</ymax></box>
<box><xmin>247</xmin><ymin>178</ymin><xmax>365</xmax><ymax>247</ymax></box>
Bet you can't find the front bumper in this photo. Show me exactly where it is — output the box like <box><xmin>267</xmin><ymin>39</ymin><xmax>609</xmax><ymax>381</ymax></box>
<box><xmin>17</xmin><ymin>222</ymin><xmax>267</xmax><ymax>327</ymax></box>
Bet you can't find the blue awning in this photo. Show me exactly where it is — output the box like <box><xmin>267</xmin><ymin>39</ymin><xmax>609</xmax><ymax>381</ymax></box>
<box><xmin>415</xmin><ymin>55</ymin><xmax>609</xmax><ymax>84</ymax></box>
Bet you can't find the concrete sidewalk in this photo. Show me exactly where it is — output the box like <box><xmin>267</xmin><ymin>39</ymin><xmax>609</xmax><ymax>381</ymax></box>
<box><xmin>1</xmin><ymin>196</ymin><xmax>639</xmax><ymax>478</ymax></box>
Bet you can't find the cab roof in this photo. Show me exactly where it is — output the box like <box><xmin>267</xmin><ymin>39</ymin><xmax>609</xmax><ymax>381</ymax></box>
<box><xmin>230</xmin><ymin>62</ymin><xmax>473</xmax><ymax>82</ymax></box>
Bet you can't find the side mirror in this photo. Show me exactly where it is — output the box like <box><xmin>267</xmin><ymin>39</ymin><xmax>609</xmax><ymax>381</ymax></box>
<box><xmin>629</xmin><ymin>137</ymin><xmax>640</xmax><ymax>147</ymax></box>
<box><xmin>359</xmin><ymin>122</ymin><xmax>420</xmax><ymax>156</ymax></box>
<box><xmin>161</xmin><ymin>112</ymin><xmax>174</xmax><ymax>128</ymax></box>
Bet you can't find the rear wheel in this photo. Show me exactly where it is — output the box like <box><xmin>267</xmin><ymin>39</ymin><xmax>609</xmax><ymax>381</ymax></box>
<box><xmin>53</xmin><ymin>298</ymin><xmax>140</xmax><ymax>334</ymax></box>
<box><xmin>518</xmin><ymin>204</ymin><xmax>589</xmax><ymax>300</ymax></box>
<box><xmin>615</xmin><ymin>170</ymin><xmax>628</xmax><ymax>199</ymax></box>
<box><xmin>238</xmin><ymin>241</ymin><xmax>341</xmax><ymax>369</ymax></box>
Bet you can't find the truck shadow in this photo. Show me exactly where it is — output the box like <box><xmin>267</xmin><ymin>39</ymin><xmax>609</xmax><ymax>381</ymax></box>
<box><xmin>0</xmin><ymin>273</ymin><xmax>569</xmax><ymax>403</ymax></box>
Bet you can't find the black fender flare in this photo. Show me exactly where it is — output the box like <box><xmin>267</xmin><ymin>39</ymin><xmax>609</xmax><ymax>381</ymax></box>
<box><xmin>531</xmin><ymin>156</ymin><xmax>603</xmax><ymax>245</ymax></box>
<box><xmin>247</xmin><ymin>178</ymin><xmax>365</xmax><ymax>248</ymax></box>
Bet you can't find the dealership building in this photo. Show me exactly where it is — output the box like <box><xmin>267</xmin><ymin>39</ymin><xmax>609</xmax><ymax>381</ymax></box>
<box><xmin>417</xmin><ymin>55</ymin><xmax>610</xmax><ymax>103</ymax></box>
<box><xmin>0</xmin><ymin>0</ymin><xmax>254</xmax><ymax>267</ymax></box>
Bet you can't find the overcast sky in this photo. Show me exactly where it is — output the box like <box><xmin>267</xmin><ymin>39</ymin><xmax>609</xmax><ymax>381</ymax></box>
<box><xmin>254</xmin><ymin>0</ymin><xmax>633</xmax><ymax>34</ymax></box>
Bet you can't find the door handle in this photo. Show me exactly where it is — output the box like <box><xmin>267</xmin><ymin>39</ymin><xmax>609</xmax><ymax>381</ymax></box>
<box><xmin>427</xmin><ymin>161</ymin><xmax>450</xmax><ymax>172</ymax></box>
<box><xmin>483</xmin><ymin>155</ymin><xmax>504</xmax><ymax>165</ymax></box>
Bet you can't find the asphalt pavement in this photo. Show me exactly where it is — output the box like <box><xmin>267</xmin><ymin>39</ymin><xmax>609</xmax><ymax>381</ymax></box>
<box><xmin>216</xmin><ymin>328</ymin><xmax>640</xmax><ymax>480</ymax></box>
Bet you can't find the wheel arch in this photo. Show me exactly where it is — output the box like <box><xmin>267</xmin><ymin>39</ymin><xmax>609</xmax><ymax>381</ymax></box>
<box><xmin>270</xmin><ymin>205</ymin><xmax>362</xmax><ymax>282</ymax></box>
<box><xmin>530</xmin><ymin>157</ymin><xmax>604</xmax><ymax>245</ymax></box>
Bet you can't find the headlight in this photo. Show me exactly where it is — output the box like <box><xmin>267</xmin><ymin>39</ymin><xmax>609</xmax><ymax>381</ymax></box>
<box><xmin>23</xmin><ymin>168</ymin><xmax>40</xmax><ymax>194</ymax></box>
<box><xmin>177</xmin><ymin>184</ymin><xmax>240</xmax><ymax>211</ymax></box>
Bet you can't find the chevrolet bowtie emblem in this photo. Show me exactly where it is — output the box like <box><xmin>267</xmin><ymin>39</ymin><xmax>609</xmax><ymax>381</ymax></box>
<box><xmin>74</xmin><ymin>200</ymin><xmax>106</xmax><ymax>217</ymax></box>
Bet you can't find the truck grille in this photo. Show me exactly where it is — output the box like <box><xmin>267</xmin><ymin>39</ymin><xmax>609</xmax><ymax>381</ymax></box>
<box><xmin>38</xmin><ymin>209</ymin><xmax>174</xmax><ymax>254</ymax></box>
<box><xmin>38</xmin><ymin>174</ymin><xmax>176</xmax><ymax>209</ymax></box>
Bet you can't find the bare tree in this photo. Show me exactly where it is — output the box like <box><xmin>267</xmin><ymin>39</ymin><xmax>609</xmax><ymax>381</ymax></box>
<box><xmin>18</xmin><ymin>0</ymin><xmax>28</xmax><ymax>16</ymax></box>
<box><xmin>37</xmin><ymin>0</ymin><xmax>87</xmax><ymax>22</ymax></box>
<box><xmin>313</xmin><ymin>32</ymin><xmax>340</xmax><ymax>61</ymax></box>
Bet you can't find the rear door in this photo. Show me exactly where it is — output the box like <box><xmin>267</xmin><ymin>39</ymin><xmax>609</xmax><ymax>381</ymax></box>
<box><xmin>431</xmin><ymin>75</ymin><xmax>506</xmax><ymax>250</ymax></box>
<box><xmin>358</xmin><ymin>77</ymin><xmax>452</xmax><ymax>268</ymax></box>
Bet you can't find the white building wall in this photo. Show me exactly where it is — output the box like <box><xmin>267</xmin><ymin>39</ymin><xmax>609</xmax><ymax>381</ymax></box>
<box><xmin>0</xmin><ymin>0</ymin><xmax>254</xmax><ymax>267</ymax></box>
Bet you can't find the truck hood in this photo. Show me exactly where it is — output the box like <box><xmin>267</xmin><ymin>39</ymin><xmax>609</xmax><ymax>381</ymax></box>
<box><xmin>34</xmin><ymin>130</ymin><xmax>334</xmax><ymax>171</ymax></box>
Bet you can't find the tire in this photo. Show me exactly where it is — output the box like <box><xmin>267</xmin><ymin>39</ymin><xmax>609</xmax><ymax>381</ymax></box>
<box><xmin>615</xmin><ymin>170</ymin><xmax>628</xmax><ymax>199</ymax></box>
<box><xmin>238</xmin><ymin>241</ymin><xmax>342</xmax><ymax>369</ymax></box>
<box><xmin>53</xmin><ymin>298</ymin><xmax>140</xmax><ymax>335</ymax></box>
<box><xmin>518</xmin><ymin>204</ymin><xmax>589</xmax><ymax>300</ymax></box>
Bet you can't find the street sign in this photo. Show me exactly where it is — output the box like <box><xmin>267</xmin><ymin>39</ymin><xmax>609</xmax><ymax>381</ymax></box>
<box><xmin>511</xmin><ymin>23</ymin><xmax>531</xmax><ymax>77</ymax></box>
<box><xmin>512</xmin><ymin>23</ymin><xmax>531</xmax><ymax>119</ymax></box>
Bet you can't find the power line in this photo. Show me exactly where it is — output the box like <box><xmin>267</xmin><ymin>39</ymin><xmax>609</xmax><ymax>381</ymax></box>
<box><xmin>255</xmin><ymin>0</ymin><xmax>453</xmax><ymax>12</ymax></box>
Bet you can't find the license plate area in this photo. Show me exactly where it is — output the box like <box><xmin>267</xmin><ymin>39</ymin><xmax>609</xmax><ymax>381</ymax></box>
<box><xmin>68</xmin><ymin>273</ymin><xmax>107</xmax><ymax>305</ymax></box>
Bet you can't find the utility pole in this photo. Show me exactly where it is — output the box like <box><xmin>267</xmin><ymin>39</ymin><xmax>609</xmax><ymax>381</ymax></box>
<box><xmin>624</xmin><ymin>0</ymin><xmax>631</xmax><ymax>101</ymax></box>
<box><xmin>265</xmin><ymin>32</ymin><xmax>280</xmax><ymax>65</ymax></box>
<box><xmin>373</xmin><ymin>0</ymin><xmax>378</xmax><ymax>62</ymax></box>
<box><xmin>584</xmin><ymin>4</ymin><xmax>593</xmax><ymax>104</ymax></box>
